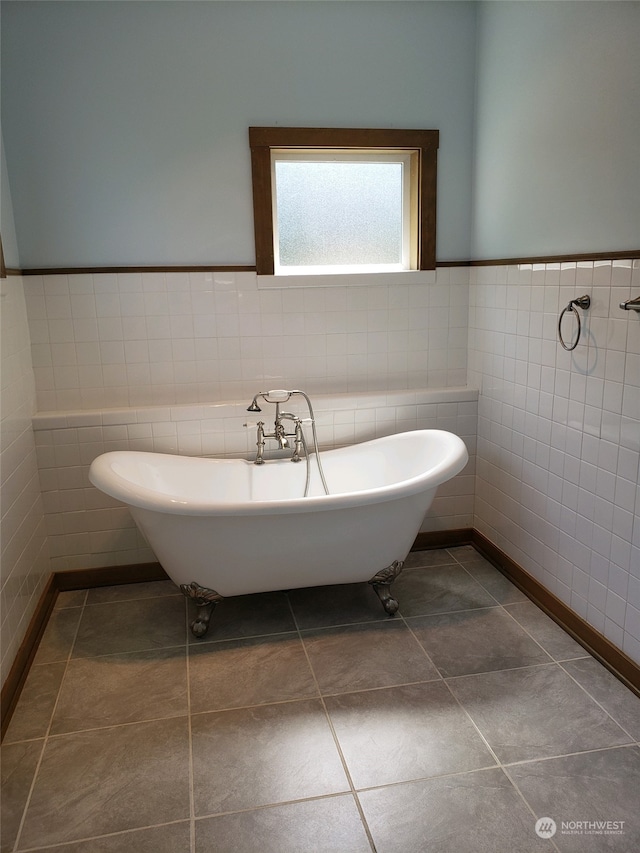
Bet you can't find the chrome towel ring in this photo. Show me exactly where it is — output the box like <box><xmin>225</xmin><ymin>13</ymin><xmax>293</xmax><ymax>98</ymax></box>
<box><xmin>558</xmin><ymin>294</ymin><xmax>590</xmax><ymax>351</ymax></box>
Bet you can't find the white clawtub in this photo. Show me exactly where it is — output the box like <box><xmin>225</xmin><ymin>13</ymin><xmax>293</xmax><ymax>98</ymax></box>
<box><xmin>89</xmin><ymin>429</ymin><xmax>468</xmax><ymax>636</ymax></box>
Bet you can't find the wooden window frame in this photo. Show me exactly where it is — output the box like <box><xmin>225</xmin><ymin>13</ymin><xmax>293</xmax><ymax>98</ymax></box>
<box><xmin>249</xmin><ymin>127</ymin><xmax>439</xmax><ymax>277</ymax></box>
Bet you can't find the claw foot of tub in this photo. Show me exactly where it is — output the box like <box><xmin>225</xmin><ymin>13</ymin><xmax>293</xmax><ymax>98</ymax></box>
<box><xmin>369</xmin><ymin>560</ymin><xmax>404</xmax><ymax>616</ymax></box>
<box><xmin>180</xmin><ymin>582</ymin><xmax>224</xmax><ymax>638</ymax></box>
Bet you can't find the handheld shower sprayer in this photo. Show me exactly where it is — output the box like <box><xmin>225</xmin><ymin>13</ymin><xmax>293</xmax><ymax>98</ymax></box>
<box><xmin>246</xmin><ymin>390</ymin><xmax>292</xmax><ymax>412</ymax></box>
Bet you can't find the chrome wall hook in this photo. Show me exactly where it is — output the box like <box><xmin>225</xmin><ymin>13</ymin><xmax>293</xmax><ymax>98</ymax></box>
<box><xmin>570</xmin><ymin>295</ymin><xmax>591</xmax><ymax>310</ymax></box>
<box><xmin>620</xmin><ymin>296</ymin><xmax>640</xmax><ymax>312</ymax></box>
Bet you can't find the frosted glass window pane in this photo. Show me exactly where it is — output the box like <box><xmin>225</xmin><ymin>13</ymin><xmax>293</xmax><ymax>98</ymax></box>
<box><xmin>275</xmin><ymin>161</ymin><xmax>403</xmax><ymax>267</ymax></box>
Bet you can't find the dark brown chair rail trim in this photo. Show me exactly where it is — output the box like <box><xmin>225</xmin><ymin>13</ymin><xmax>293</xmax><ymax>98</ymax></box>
<box><xmin>3</xmin><ymin>531</ymin><xmax>639</xmax><ymax>739</ymax></box>
<box><xmin>467</xmin><ymin>249</ymin><xmax>640</xmax><ymax>267</ymax></box>
<box><xmin>20</xmin><ymin>265</ymin><xmax>257</xmax><ymax>276</ymax></box>
<box><xmin>9</xmin><ymin>249</ymin><xmax>638</xmax><ymax>278</ymax></box>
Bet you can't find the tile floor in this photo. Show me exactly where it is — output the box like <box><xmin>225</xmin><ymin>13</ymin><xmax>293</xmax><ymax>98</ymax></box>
<box><xmin>2</xmin><ymin>546</ymin><xmax>640</xmax><ymax>852</ymax></box>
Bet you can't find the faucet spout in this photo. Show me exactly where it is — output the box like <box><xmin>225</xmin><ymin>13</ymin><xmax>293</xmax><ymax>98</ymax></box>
<box><xmin>275</xmin><ymin>428</ymin><xmax>289</xmax><ymax>449</ymax></box>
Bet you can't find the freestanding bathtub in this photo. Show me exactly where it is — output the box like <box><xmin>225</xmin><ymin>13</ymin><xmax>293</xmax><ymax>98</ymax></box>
<box><xmin>89</xmin><ymin>429</ymin><xmax>468</xmax><ymax>636</ymax></box>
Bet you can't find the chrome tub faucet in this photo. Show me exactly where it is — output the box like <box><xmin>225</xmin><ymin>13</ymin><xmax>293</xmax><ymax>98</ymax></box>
<box><xmin>245</xmin><ymin>389</ymin><xmax>330</xmax><ymax>495</ymax></box>
<box><xmin>247</xmin><ymin>392</ymin><xmax>303</xmax><ymax>464</ymax></box>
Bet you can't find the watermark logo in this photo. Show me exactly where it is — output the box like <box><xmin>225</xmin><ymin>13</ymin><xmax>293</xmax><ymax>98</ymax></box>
<box><xmin>534</xmin><ymin>817</ymin><xmax>625</xmax><ymax>839</ymax></box>
<box><xmin>535</xmin><ymin>818</ymin><xmax>557</xmax><ymax>839</ymax></box>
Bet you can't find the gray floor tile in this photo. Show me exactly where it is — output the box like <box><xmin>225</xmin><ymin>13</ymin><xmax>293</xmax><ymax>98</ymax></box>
<box><xmin>447</xmin><ymin>545</ymin><xmax>479</xmax><ymax>562</ymax></box>
<box><xmin>1</xmin><ymin>740</ymin><xmax>44</xmax><ymax>853</ymax></box>
<box><xmin>6</xmin><ymin>556</ymin><xmax>638</xmax><ymax>853</ymax></box>
<box><xmin>302</xmin><ymin>619</ymin><xmax>439</xmax><ymax>694</ymax></box>
<box><xmin>325</xmin><ymin>681</ymin><xmax>496</xmax><ymax>789</ymax></box>
<box><xmin>3</xmin><ymin>662</ymin><xmax>66</xmax><ymax>743</ymax></box>
<box><xmin>561</xmin><ymin>658</ymin><xmax>640</xmax><ymax>740</ymax></box>
<box><xmin>448</xmin><ymin>664</ymin><xmax>633</xmax><ymax>764</ymax></box>
<box><xmin>287</xmin><ymin>582</ymin><xmax>388</xmax><ymax>630</ymax></box>
<box><xmin>189</xmin><ymin>591</ymin><xmax>297</xmax><ymax>642</ymax></box>
<box><xmin>359</xmin><ymin>767</ymin><xmax>549</xmax><ymax>853</ymax></box>
<box><xmin>456</xmin><ymin>559</ymin><xmax>528</xmax><ymax>604</ymax></box>
<box><xmin>403</xmin><ymin>549</ymin><xmax>458</xmax><ymax>570</ymax></box>
<box><xmin>32</xmin><ymin>822</ymin><xmax>192</xmax><ymax>853</ymax></box>
<box><xmin>189</xmin><ymin>633</ymin><xmax>318</xmax><ymax>713</ymax></box>
<box><xmin>87</xmin><ymin>579</ymin><xmax>179</xmax><ymax>605</ymax></box>
<box><xmin>191</xmin><ymin>699</ymin><xmax>349</xmax><ymax>816</ymax></box>
<box><xmin>392</xmin><ymin>564</ymin><xmax>497</xmax><ymax>617</ymax></box>
<box><xmin>509</xmin><ymin>746</ymin><xmax>640</xmax><ymax>852</ymax></box>
<box><xmin>406</xmin><ymin>607</ymin><xmax>553</xmax><ymax>677</ymax></box>
<box><xmin>504</xmin><ymin>601</ymin><xmax>588</xmax><ymax>661</ymax></box>
<box><xmin>54</xmin><ymin>590</ymin><xmax>87</xmax><ymax>609</ymax></box>
<box><xmin>33</xmin><ymin>607</ymin><xmax>83</xmax><ymax>664</ymax></box>
<box><xmin>195</xmin><ymin>795</ymin><xmax>372</xmax><ymax>853</ymax></box>
<box><xmin>72</xmin><ymin>596</ymin><xmax>187</xmax><ymax>657</ymax></box>
<box><xmin>19</xmin><ymin>717</ymin><xmax>190</xmax><ymax>849</ymax></box>
<box><xmin>51</xmin><ymin>647</ymin><xmax>188</xmax><ymax>734</ymax></box>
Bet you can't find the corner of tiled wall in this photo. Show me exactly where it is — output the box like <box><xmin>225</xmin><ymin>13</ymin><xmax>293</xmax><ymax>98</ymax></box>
<box><xmin>1</xmin><ymin>275</ymin><xmax>51</xmax><ymax>686</ymax></box>
<box><xmin>469</xmin><ymin>258</ymin><xmax>640</xmax><ymax>665</ymax></box>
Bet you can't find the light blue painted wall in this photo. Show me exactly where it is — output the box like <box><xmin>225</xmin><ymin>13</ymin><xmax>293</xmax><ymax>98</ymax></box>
<box><xmin>1</xmin><ymin>134</ymin><xmax>19</xmax><ymax>268</ymax></box>
<box><xmin>1</xmin><ymin>1</ymin><xmax>477</xmax><ymax>267</ymax></box>
<box><xmin>471</xmin><ymin>1</ymin><xmax>640</xmax><ymax>260</ymax></box>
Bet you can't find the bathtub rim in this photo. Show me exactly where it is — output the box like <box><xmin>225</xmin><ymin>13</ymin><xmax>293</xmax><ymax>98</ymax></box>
<box><xmin>88</xmin><ymin>429</ymin><xmax>469</xmax><ymax>517</ymax></box>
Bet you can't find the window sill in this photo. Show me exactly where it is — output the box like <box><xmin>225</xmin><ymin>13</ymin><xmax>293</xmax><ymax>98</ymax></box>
<box><xmin>256</xmin><ymin>270</ymin><xmax>436</xmax><ymax>289</ymax></box>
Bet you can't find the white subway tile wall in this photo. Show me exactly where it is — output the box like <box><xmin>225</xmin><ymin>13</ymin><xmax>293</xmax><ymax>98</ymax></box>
<box><xmin>21</xmin><ymin>268</ymin><xmax>474</xmax><ymax>588</ymax></box>
<box><xmin>0</xmin><ymin>276</ymin><xmax>50</xmax><ymax>685</ymax></box>
<box><xmin>24</xmin><ymin>269</ymin><xmax>470</xmax><ymax>411</ymax></box>
<box><xmin>468</xmin><ymin>259</ymin><xmax>640</xmax><ymax>664</ymax></box>
<box><xmin>32</xmin><ymin>388</ymin><xmax>477</xmax><ymax>572</ymax></box>
<box><xmin>5</xmin><ymin>257</ymin><xmax>640</xmax><ymax>681</ymax></box>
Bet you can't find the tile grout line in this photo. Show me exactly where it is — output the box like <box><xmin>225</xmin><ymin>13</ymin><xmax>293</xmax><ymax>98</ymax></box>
<box><xmin>337</xmin><ymin>742</ymin><xmax>640</xmax><ymax>795</ymax></box>
<box><xmin>445</xmin><ymin>552</ymin><xmax>597</xmax><ymax>671</ymax></box>
<box><xmin>432</xmin><ymin>552</ymin><xmax>568</xmax><ymax>850</ymax></box>
<box><xmin>184</xmin><ymin>597</ymin><xmax>197</xmax><ymax>853</ymax></box>
<box><xmin>499</xmin><ymin>764</ymin><xmax>564</xmax><ymax>853</ymax></box>
<box><xmin>556</xmin><ymin>660</ymin><xmax>640</xmax><ymax>743</ymax></box>
<box><xmin>284</xmin><ymin>591</ymin><xmax>378</xmax><ymax>853</ymax></box>
<box><xmin>7</xmin><ymin>821</ymin><xmax>191</xmax><ymax>853</ymax></box>
<box><xmin>9</xmin><ymin>589</ymin><xmax>193</xmax><ymax>850</ymax></box>
<box><xmin>12</xmin><ymin>590</ymin><xmax>89</xmax><ymax>853</ymax></box>
<box><xmin>448</xmin><ymin>552</ymin><xmax>640</xmax><ymax>739</ymax></box>
<box><xmin>397</xmin><ymin>610</ymin><xmax>446</xmax><ymax>679</ymax></box>
<box><xmin>31</xmin><ymin>711</ymin><xmax>191</xmax><ymax>741</ymax></box>
<box><xmin>191</xmin><ymin>790</ymin><xmax>369</xmax><ymax>824</ymax></box>
<box><xmin>501</xmin><ymin>741</ymin><xmax>640</xmax><ymax>768</ymax></box>
<box><xmin>496</xmin><ymin>602</ymin><xmax>573</xmax><ymax>662</ymax></box>
<box><xmin>435</xmin><ymin>553</ymin><xmax>635</xmax><ymax>851</ymax></box>
<box><xmin>440</xmin><ymin>675</ymin><xmax>564</xmax><ymax>853</ymax></box>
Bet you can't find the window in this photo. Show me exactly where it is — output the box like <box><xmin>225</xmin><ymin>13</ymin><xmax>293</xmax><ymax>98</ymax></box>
<box><xmin>249</xmin><ymin>127</ymin><xmax>438</xmax><ymax>284</ymax></box>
